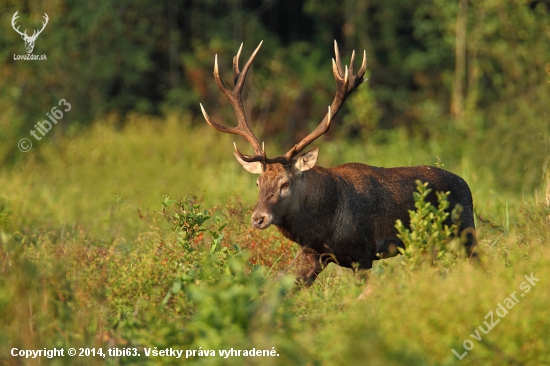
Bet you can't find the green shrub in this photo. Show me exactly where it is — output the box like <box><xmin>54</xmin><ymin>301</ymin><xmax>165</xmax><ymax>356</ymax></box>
<box><xmin>394</xmin><ymin>180</ymin><xmax>464</xmax><ymax>271</ymax></box>
<box><xmin>109</xmin><ymin>196</ymin><xmax>295</xmax><ymax>360</ymax></box>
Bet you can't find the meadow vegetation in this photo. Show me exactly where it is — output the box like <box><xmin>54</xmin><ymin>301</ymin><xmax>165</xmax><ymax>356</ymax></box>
<box><xmin>0</xmin><ymin>112</ymin><xmax>549</xmax><ymax>365</ymax></box>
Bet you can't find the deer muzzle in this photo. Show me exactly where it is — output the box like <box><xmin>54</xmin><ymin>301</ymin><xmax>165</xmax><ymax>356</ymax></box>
<box><xmin>252</xmin><ymin>211</ymin><xmax>273</xmax><ymax>229</ymax></box>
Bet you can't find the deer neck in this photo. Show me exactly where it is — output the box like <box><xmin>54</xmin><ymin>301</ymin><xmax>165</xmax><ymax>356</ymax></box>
<box><xmin>276</xmin><ymin>167</ymin><xmax>338</xmax><ymax>247</ymax></box>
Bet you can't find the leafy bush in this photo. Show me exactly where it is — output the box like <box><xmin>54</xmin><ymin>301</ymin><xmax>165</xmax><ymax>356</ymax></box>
<box><xmin>394</xmin><ymin>180</ymin><xmax>464</xmax><ymax>271</ymax></box>
<box><xmin>107</xmin><ymin>195</ymin><xmax>296</xmax><ymax>359</ymax></box>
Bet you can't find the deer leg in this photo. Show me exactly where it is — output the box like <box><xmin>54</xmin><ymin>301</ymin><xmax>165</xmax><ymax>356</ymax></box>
<box><xmin>294</xmin><ymin>247</ymin><xmax>323</xmax><ymax>286</ymax></box>
<box><xmin>374</xmin><ymin>237</ymin><xmax>404</xmax><ymax>260</ymax></box>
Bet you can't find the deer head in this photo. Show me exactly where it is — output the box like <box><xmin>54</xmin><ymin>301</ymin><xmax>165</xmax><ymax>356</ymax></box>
<box><xmin>12</xmin><ymin>11</ymin><xmax>49</xmax><ymax>54</ymax></box>
<box><xmin>201</xmin><ymin>41</ymin><xmax>367</xmax><ymax>229</ymax></box>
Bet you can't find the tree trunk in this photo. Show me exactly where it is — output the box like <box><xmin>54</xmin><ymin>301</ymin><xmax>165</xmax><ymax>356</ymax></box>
<box><xmin>452</xmin><ymin>0</ymin><xmax>468</xmax><ymax>119</ymax></box>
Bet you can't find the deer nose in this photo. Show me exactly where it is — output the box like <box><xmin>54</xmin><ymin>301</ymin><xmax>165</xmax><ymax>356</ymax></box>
<box><xmin>252</xmin><ymin>212</ymin><xmax>267</xmax><ymax>229</ymax></box>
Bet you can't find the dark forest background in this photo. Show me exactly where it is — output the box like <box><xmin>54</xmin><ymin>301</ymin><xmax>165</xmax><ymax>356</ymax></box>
<box><xmin>1</xmin><ymin>0</ymin><xmax>549</xmax><ymax>191</ymax></box>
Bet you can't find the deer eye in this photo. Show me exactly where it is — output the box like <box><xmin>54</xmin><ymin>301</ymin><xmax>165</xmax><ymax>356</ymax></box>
<box><xmin>281</xmin><ymin>181</ymin><xmax>289</xmax><ymax>189</ymax></box>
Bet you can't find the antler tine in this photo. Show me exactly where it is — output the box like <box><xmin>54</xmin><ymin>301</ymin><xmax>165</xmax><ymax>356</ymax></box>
<box><xmin>202</xmin><ymin>42</ymin><xmax>264</xmax><ymax>155</ymax></box>
<box><xmin>349</xmin><ymin>50</ymin><xmax>355</xmax><ymax>76</ymax></box>
<box><xmin>333</xmin><ymin>40</ymin><xmax>344</xmax><ymax>77</ymax></box>
<box><xmin>200</xmin><ymin>103</ymin><xmax>227</xmax><ymax>132</ymax></box>
<box><xmin>234</xmin><ymin>41</ymin><xmax>263</xmax><ymax>91</ymax></box>
<box><xmin>233</xmin><ymin>141</ymin><xmax>266</xmax><ymax>163</ymax></box>
<box><xmin>213</xmin><ymin>54</ymin><xmax>230</xmax><ymax>97</ymax></box>
<box><xmin>281</xmin><ymin>41</ymin><xmax>367</xmax><ymax>161</ymax></box>
<box><xmin>358</xmin><ymin>50</ymin><xmax>367</xmax><ymax>79</ymax></box>
<box><xmin>11</xmin><ymin>11</ymin><xmax>19</xmax><ymax>26</ymax></box>
<box><xmin>233</xmin><ymin>43</ymin><xmax>243</xmax><ymax>81</ymax></box>
<box><xmin>11</xmin><ymin>11</ymin><xmax>27</xmax><ymax>37</ymax></box>
<box><xmin>233</xmin><ymin>142</ymin><xmax>248</xmax><ymax>161</ymax></box>
<box><xmin>40</xmin><ymin>13</ymin><xmax>49</xmax><ymax>32</ymax></box>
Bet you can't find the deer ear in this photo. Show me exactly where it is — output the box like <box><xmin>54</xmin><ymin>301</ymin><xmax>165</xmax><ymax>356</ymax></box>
<box><xmin>234</xmin><ymin>152</ymin><xmax>263</xmax><ymax>174</ymax></box>
<box><xmin>294</xmin><ymin>147</ymin><xmax>319</xmax><ymax>172</ymax></box>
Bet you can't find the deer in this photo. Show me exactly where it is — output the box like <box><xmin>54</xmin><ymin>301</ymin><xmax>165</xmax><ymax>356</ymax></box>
<box><xmin>200</xmin><ymin>41</ymin><xmax>476</xmax><ymax>285</ymax></box>
<box><xmin>11</xmin><ymin>11</ymin><xmax>49</xmax><ymax>54</ymax></box>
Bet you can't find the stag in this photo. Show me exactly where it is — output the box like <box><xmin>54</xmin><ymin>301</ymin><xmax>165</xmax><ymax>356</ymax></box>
<box><xmin>12</xmin><ymin>11</ymin><xmax>49</xmax><ymax>54</ymax></box>
<box><xmin>200</xmin><ymin>41</ymin><xmax>476</xmax><ymax>285</ymax></box>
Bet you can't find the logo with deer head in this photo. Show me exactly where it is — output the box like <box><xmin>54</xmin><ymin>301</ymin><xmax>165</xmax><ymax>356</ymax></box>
<box><xmin>11</xmin><ymin>11</ymin><xmax>49</xmax><ymax>54</ymax></box>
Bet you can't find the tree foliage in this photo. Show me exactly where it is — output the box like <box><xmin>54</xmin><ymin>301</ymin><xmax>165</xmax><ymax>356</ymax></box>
<box><xmin>1</xmin><ymin>0</ymin><xmax>549</xmax><ymax>190</ymax></box>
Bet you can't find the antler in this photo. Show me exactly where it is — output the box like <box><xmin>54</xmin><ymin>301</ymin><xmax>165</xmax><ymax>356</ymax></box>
<box><xmin>234</xmin><ymin>40</ymin><xmax>367</xmax><ymax>165</ymax></box>
<box><xmin>200</xmin><ymin>42</ymin><xmax>264</xmax><ymax>155</ymax></box>
<box><xmin>288</xmin><ymin>41</ymin><xmax>367</xmax><ymax>157</ymax></box>
<box><xmin>11</xmin><ymin>11</ymin><xmax>48</xmax><ymax>39</ymax></box>
<box><xmin>11</xmin><ymin>11</ymin><xmax>27</xmax><ymax>37</ymax></box>
<box><xmin>31</xmin><ymin>13</ymin><xmax>49</xmax><ymax>39</ymax></box>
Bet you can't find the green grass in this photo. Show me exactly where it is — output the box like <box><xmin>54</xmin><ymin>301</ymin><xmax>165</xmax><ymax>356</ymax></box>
<box><xmin>0</xmin><ymin>114</ymin><xmax>549</xmax><ymax>365</ymax></box>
